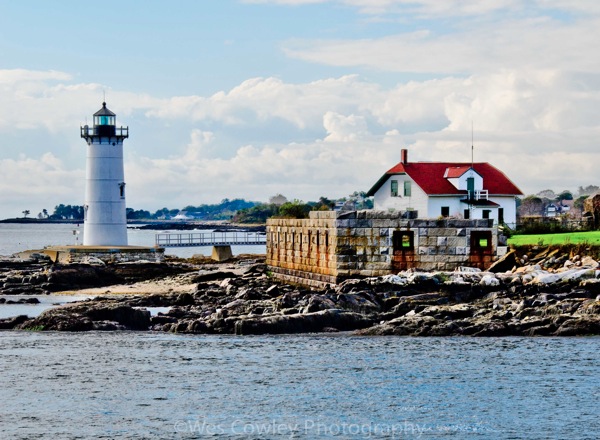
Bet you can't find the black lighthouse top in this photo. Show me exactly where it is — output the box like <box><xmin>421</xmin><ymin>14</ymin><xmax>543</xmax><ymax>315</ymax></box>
<box><xmin>81</xmin><ymin>102</ymin><xmax>129</xmax><ymax>141</ymax></box>
<box><xmin>94</xmin><ymin>102</ymin><xmax>116</xmax><ymax>126</ymax></box>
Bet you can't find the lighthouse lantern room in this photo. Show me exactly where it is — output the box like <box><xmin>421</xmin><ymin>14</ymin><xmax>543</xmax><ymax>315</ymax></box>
<box><xmin>80</xmin><ymin>102</ymin><xmax>129</xmax><ymax>246</ymax></box>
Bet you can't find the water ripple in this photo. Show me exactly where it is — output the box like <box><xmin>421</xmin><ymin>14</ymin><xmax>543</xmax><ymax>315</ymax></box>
<box><xmin>0</xmin><ymin>333</ymin><xmax>598</xmax><ymax>439</ymax></box>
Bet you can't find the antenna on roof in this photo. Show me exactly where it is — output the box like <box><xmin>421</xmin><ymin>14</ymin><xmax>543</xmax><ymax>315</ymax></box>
<box><xmin>471</xmin><ymin>120</ymin><xmax>474</xmax><ymax>169</ymax></box>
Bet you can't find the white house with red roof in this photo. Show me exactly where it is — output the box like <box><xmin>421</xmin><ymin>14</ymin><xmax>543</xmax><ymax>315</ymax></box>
<box><xmin>366</xmin><ymin>149</ymin><xmax>522</xmax><ymax>226</ymax></box>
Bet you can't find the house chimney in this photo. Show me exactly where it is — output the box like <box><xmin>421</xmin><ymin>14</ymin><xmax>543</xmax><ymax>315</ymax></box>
<box><xmin>401</xmin><ymin>148</ymin><xmax>408</xmax><ymax>164</ymax></box>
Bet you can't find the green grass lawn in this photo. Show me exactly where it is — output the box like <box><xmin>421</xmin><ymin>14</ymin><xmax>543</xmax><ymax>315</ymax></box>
<box><xmin>508</xmin><ymin>231</ymin><xmax>600</xmax><ymax>246</ymax></box>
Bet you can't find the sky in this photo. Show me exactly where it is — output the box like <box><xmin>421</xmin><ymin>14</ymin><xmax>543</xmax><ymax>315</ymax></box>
<box><xmin>1</xmin><ymin>0</ymin><xmax>600</xmax><ymax>218</ymax></box>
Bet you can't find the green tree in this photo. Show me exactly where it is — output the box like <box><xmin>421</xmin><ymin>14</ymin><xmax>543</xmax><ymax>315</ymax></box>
<box><xmin>577</xmin><ymin>185</ymin><xmax>600</xmax><ymax>196</ymax></box>
<box><xmin>557</xmin><ymin>190</ymin><xmax>573</xmax><ymax>201</ymax></box>
<box><xmin>518</xmin><ymin>195</ymin><xmax>544</xmax><ymax>216</ymax></box>
<box><xmin>51</xmin><ymin>204</ymin><xmax>84</xmax><ymax>220</ymax></box>
<box><xmin>316</xmin><ymin>196</ymin><xmax>334</xmax><ymax>210</ymax></box>
<box><xmin>574</xmin><ymin>195</ymin><xmax>588</xmax><ymax>211</ymax></box>
<box><xmin>348</xmin><ymin>190</ymin><xmax>373</xmax><ymax>209</ymax></box>
<box><xmin>278</xmin><ymin>200</ymin><xmax>311</xmax><ymax>219</ymax></box>
<box><xmin>232</xmin><ymin>203</ymin><xmax>279</xmax><ymax>223</ymax></box>
<box><xmin>126</xmin><ymin>208</ymin><xmax>151</xmax><ymax>220</ymax></box>
<box><xmin>536</xmin><ymin>189</ymin><xmax>556</xmax><ymax>199</ymax></box>
<box><xmin>153</xmin><ymin>208</ymin><xmax>171</xmax><ymax>219</ymax></box>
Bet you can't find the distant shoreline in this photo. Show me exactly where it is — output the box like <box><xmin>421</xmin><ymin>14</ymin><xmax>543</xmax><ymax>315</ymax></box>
<box><xmin>0</xmin><ymin>218</ymin><xmax>266</xmax><ymax>231</ymax></box>
<box><xmin>0</xmin><ymin>218</ymin><xmax>81</xmax><ymax>224</ymax></box>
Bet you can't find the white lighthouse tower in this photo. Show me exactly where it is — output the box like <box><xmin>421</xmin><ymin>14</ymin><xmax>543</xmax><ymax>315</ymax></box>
<box><xmin>80</xmin><ymin>102</ymin><xmax>129</xmax><ymax>246</ymax></box>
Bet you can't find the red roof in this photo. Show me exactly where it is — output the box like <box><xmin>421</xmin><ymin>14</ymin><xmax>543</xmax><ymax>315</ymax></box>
<box><xmin>367</xmin><ymin>161</ymin><xmax>522</xmax><ymax>196</ymax></box>
<box><xmin>444</xmin><ymin>166</ymin><xmax>472</xmax><ymax>178</ymax></box>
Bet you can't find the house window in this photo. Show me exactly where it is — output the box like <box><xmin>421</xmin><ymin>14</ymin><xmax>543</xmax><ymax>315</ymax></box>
<box><xmin>403</xmin><ymin>181</ymin><xmax>411</xmax><ymax>197</ymax></box>
<box><xmin>391</xmin><ymin>180</ymin><xmax>399</xmax><ymax>197</ymax></box>
<box><xmin>119</xmin><ymin>182</ymin><xmax>126</xmax><ymax>199</ymax></box>
<box><xmin>464</xmin><ymin>208</ymin><xmax>470</xmax><ymax>219</ymax></box>
<box><xmin>498</xmin><ymin>208</ymin><xmax>504</xmax><ymax>224</ymax></box>
<box><xmin>441</xmin><ymin>206</ymin><xmax>450</xmax><ymax>217</ymax></box>
<box><xmin>482</xmin><ymin>209</ymin><xmax>491</xmax><ymax>219</ymax></box>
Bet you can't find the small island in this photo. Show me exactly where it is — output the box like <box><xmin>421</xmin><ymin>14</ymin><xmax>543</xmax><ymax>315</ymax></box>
<box><xmin>1</xmin><ymin>242</ymin><xmax>599</xmax><ymax>336</ymax></box>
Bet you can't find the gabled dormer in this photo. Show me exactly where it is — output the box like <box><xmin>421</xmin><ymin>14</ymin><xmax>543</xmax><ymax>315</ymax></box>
<box><xmin>444</xmin><ymin>166</ymin><xmax>487</xmax><ymax>200</ymax></box>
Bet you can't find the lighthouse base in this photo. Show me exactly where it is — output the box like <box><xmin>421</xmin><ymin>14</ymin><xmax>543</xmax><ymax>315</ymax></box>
<box><xmin>36</xmin><ymin>246</ymin><xmax>165</xmax><ymax>264</ymax></box>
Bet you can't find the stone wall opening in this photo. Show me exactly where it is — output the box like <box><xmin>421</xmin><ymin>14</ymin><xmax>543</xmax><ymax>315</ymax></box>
<box><xmin>392</xmin><ymin>230</ymin><xmax>415</xmax><ymax>271</ymax></box>
<box><xmin>469</xmin><ymin>230</ymin><xmax>493</xmax><ymax>269</ymax></box>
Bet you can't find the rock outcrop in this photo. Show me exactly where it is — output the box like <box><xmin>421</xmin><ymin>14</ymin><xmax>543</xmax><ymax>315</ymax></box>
<box><xmin>2</xmin><ymin>250</ymin><xmax>600</xmax><ymax>336</ymax></box>
<box><xmin>0</xmin><ymin>257</ymin><xmax>197</xmax><ymax>294</ymax></box>
<box><xmin>15</xmin><ymin>302</ymin><xmax>151</xmax><ymax>331</ymax></box>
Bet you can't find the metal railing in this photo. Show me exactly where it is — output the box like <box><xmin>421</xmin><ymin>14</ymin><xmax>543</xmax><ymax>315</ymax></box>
<box><xmin>155</xmin><ymin>231</ymin><xmax>266</xmax><ymax>247</ymax></box>
<box><xmin>80</xmin><ymin>126</ymin><xmax>129</xmax><ymax>138</ymax></box>
<box><xmin>467</xmin><ymin>189</ymin><xmax>489</xmax><ymax>200</ymax></box>
<box><xmin>514</xmin><ymin>218</ymin><xmax>594</xmax><ymax>234</ymax></box>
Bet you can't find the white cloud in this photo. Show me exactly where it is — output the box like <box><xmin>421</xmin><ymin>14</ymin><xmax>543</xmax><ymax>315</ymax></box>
<box><xmin>284</xmin><ymin>15</ymin><xmax>600</xmax><ymax>75</ymax></box>
<box><xmin>2</xmin><ymin>60</ymin><xmax>600</xmax><ymax>217</ymax></box>
<box><xmin>125</xmin><ymin>126</ymin><xmax>396</xmax><ymax>209</ymax></box>
<box><xmin>0</xmin><ymin>69</ymin><xmax>72</xmax><ymax>84</ymax></box>
<box><xmin>323</xmin><ymin>111</ymin><xmax>369</xmax><ymax>142</ymax></box>
<box><xmin>245</xmin><ymin>0</ymin><xmax>600</xmax><ymax>17</ymax></box>
<box><xmin>0</xmin><ymin>69</ymin><xmax>160</xmax><ymax>134</ymax></box>
<box><xmin>146</xmin><ymin>75</ymin><xmax>380</xmax><ymax>130</ymax></box>
<box><xmin>0</xmin><ymin>153</ymin><xmax>83</xmax><ymax>218</ymax></box>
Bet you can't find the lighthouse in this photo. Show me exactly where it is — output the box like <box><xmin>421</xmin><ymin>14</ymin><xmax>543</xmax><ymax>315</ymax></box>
<box><xmin>80</xmin><ymin>102</ymin><xmax>129</xmax><ymax>246</ymax></box>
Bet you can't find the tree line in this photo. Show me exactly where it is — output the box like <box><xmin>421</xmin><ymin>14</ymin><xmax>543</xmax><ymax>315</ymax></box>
<box><xmin>518</xmin><ymin>185</ymin><xmax>599</xmax><ymax>218</ymax></box>
<box><xmin>232</xmin><ymin>192</ymin><xmax>373</xmax><ymax>223</ymax></box>
<box><xmin>28</xmin><ymin>192</ymin><xmax>373</xmax><ymax>223</ymax></box>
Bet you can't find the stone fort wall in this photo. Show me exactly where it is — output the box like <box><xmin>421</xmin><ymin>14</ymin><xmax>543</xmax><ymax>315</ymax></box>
<box><xmin>267</xmin><ymin>210</ymin><xmax>497</xmax><ymax>288</ymax></box>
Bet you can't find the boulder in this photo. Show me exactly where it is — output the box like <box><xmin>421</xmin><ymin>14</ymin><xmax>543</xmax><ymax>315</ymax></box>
<box><xmin>302</xmin><ymin>295</ymin><xmax>337</xmax><ymax>314</ymax></box>
<box><xmin>554</xmin><ymin>317</ymin><xmax>600</xmax><ymax>336</ymax></box>
<box><xmin>487</xmin><ymin>250</ymin><xmax>520</xmax><ymax>273</ymax></box>
<box><xmin>17</xmin><ymin>302</ymin><xmax>151</xmax><ymax>331</ymax></box>
<box><xmin>234</xmin><ymin>309</ymin><xmax>372</xmax><ymax>335</ymax></box>
<box><xmin>192</xmin><ymin>271</ymin><xmax>238</xmax><ymax>283</ymax></box>
<box><xmin>334</xmin><ymin>292</ymin><xmax>381</xmax><ymax>315</ymax></box>
<box><xmin>357</xmin><ymin>314</ymin><xmax>440</xmax><ymax>336</ymax></box>
<box><xmin>0</xmin><ymin>315</ymin><xmax>30</xmax><ymax>329</ymax></box>
<box><xmin>583</xmin><ymin>193</ymin><xmax>600</xmax><ymax>228</ymax></box>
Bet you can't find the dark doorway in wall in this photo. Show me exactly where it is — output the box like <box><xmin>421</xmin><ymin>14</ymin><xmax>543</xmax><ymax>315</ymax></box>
<box><xmin>392</xmin><ymin>230</ymin><xmax>415</xmax><ymax>271</ymax></box>
<box><xmin>469</xmin><ymin>230</ymin><xmax>493</xmax><ymax>269</ymax></box>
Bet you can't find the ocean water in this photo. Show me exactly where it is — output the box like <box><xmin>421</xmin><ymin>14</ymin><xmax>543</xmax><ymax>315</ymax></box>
<box><xmin>1</xmin><ymin>224</ymin><xmax>599</xmax><ymax>439</ymax></box>
<box><xmin>0</xmin><ymin>295</ymin><xmax>94</xmax><ymax>320</ymax></box>
<box><xmin>0</xmin><ymin>223</ymin><xmax>266</xmax><ymax>259</ymax></box>
<box><xmin>0</xmin><ymin>223</ymin><xmax>265</xmax><ymax>319</ymax></box>
<box><xmin>0</xmin><ymin>333</ymin><xmax>598</xmax><ymax>439</ymax></box>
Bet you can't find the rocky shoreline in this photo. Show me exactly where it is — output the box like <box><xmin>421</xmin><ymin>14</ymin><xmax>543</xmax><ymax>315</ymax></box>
<box><xmin>1</xmin><ymin>248</ymin><xmax>599</xmax><ymax>336</ymax></box>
